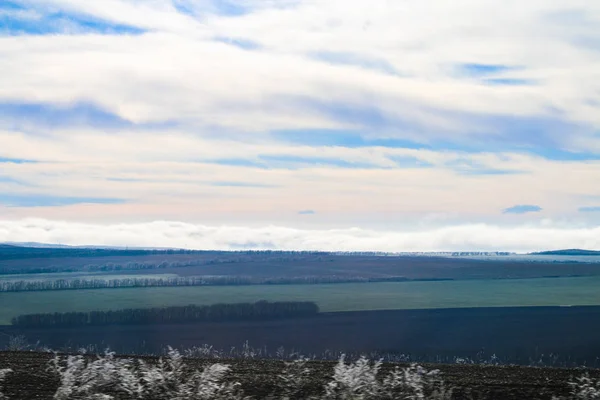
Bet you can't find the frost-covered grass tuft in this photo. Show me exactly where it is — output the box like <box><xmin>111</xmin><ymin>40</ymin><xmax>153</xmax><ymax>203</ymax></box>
<box><xmin>269</xmin><ymin>357</ymin><xmax>312</xmax><ymax>399</ymax></box>
<box><xmin>557</xmin><ymin>374</ymin><xmax>600</xmax><ymax>399</ymax></box>
<box><xmin>0</xmin><ymin>369</ymin><xmax>12</xmax><ymax>400</ymax></box>
<box><xmin>323</xmin><ymin>355</ymin><xmax>451</xmax><ymax>400</ymax></box>
<box><xmin>46</xmin><ymin>348</ymin><xmax>454</xmax><ymax>399</ymax></box>
<box><xmin>49</xmin><ymin>347</ymin><xmax>247</xmax><ymax>400</ymax></box>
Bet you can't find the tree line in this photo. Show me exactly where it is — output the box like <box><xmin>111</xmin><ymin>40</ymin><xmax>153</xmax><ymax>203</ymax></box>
<box><xmin>0</xmin><ymin>253</ymin><xmax>330</xmax><ymax>275</ymax></box>
<box><xmin>0</xmin><ymin>246</ymin><xmax>333</xmax><ymax>261</ymax></box>
<box><xmin>10</xmin><ymin>301</ymin><xmax>320</xmax><ymax>327</ymax></box>
<box><xmin>0</xmin><ymin>276</ymin><xmax>252</xmax><ymax>291</ymax></box>
<box><xmin>0</xmin><ymin>275</ymin><xmax>414</xmax><ymax>292</ymax></box>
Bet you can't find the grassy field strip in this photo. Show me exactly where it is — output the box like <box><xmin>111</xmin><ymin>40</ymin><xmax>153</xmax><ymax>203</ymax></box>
<box><xmin>2</xmin><ymin>276</ymin><xmax>600</xmax><ymax>325</ymax></box>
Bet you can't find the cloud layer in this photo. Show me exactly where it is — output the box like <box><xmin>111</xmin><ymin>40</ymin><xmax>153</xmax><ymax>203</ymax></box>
<box><xmin>1</xmin><ymin>219</ymin><xmax>600</xmax><ymax>253</ymax></box>
<box><xmin>1</xmin><ymin>0</ymin><xmax>599</xmax><ymax>246</ymax></box>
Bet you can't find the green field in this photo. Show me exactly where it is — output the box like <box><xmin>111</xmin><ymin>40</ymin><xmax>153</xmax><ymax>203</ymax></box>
<box><xmin>3</xmin><ymin>276</ymin><xmax>600</xmax><ymax>325</ymax></box>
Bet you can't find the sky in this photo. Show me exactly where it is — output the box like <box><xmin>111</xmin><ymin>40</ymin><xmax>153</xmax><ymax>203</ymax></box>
<box><xmin>0</xmin><ymin>0</ymin><xmax>600</xmax><ymax>252</ymax></box>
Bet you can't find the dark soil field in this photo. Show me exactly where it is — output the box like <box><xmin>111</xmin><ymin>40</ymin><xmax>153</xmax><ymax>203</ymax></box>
<box><xmin>1</xmin><ymin>350</ymin><xmax>598</xmax><ymax>399</ymax></box>
<box><xmin>3</xmin><ymin>307</ymin><xmax>600</xmax><ymax>367</ymax></box>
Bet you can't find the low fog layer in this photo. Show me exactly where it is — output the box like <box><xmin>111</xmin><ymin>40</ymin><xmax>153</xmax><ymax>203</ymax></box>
<box><xmin>1</xmin><ymin>219</ymin><xmax>599</xmax><ymax>253</ymax></box>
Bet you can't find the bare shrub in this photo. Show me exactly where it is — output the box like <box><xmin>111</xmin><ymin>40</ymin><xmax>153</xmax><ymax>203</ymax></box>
<box><xmin>0</xmin><ymin>369</ymin><xmax>11</xmax><ymax>400</ymax></box>
<box><xmin>6</xmin><ymin>335</ymin><xmax>31</xmax><ymax>351</ymax></box>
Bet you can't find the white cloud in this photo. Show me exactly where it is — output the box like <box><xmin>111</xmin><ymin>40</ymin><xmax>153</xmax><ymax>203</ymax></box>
<box><xmin>1</xmin><ymin>0</ymin><xmax>599</xmax><ymax>137</ymax></box>
<box><xmin>1</xmin><ymin>218</ymin><xmax>599</xmax><ymax>252</ymax></box>
<box><xmin>1</xmin><ymin>0</ymin><xmax>600</xmax><ymax>227</ymax></box>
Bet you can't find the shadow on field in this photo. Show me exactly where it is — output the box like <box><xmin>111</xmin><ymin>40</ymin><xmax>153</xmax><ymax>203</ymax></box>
<box><xmin>2</xmin><ymin>306</ymin><xmax>600</xmax><ymax>367</ymax></box>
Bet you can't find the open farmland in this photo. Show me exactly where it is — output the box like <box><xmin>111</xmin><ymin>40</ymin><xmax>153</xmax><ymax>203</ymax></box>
<box><xmin>4</xmin><ymin>247</ymin><xmax>600</xmax><ymax>366</ymax></box>
<box><xmin>3</xmin><ymin>276</ymin><xmax>600</xmax><ymax>325</ymax></box>
<box><xmin>3</xmin><ymin>246</ymin><xmax>600</xmax><ymax>281</ymax></box>
<box><xmin>3</xmin><ymin>350</ymin><xmax>600</xmax><ymax>399</ymax></box>
<box><xmin>4</xmin><ymin>350</ymin><xmax>600</xmax><ymax>400</ymax></box>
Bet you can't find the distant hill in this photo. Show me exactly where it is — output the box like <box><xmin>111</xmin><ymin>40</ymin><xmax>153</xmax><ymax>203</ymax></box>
<box><xmin>0</xmin><ymin>244</ymin><xmax>201</xmax><ymax>260</ymax></box>
<box><xmin>2</xmin><ymin>242</ymin><xmax>75</xmax><ymax>248</ymax></box>
<box><xmin>2</xmin><ymin>241</ymin><xmax>176</xmax><ymax>250</ymax></box>
<box><xmin>531</xmin><ymin>249</ymin><xmax>600</xmax><ymax>256</ymax></box>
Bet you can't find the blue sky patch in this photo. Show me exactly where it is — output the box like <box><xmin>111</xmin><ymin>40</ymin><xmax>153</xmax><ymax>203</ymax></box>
<box><xmin>172</xmin><ymin>1</ymin><xmax>195</xmax><ymax>16</ymax></box>
<box><xmin>0</xmin><ymin>157</ymin><xmax>36</xmax><ymax>164</ymax></box>
<box><xmin>503</xmin><ymin>204</ymin><xmax>542</xmax><ymax>214</ymax></box>
<box><xmin>387</xmin><ymin>155</ymin><xmax>434</xmax><ymax>168</ymax></box>
<box><xmin>280</xmin><ymin>97</ymin><xmax>598</xmax><ymax>158</ymax></box>
<box><xmin>526</xmin><ymin>147</ymin><xmax>600</xmax><ymax>161</ymax></box>
<box><xmin>298</xmin><ymin>210</ymin><xmax>316</xmax><ymax>215</ymax></box>
<box><xmin>458</xmin><ymin>168</ymin><xmax>524</xmax><ymax>176</ymax></box>
<box><xmin>0</xmin><ymin>101</ymin><xmax>132</xmax><ymax>129</ymax></box>
<box><xmin>212</xmin><ymin>0</ymin><xmax>248</xmax><ymax>16</ymax></box>
<box><xmin>0</xmin><ymin>1</ymin><xmax>24</xmax><ymax>11</ymax></box>
<box><xmin>0</xmin><ymin>194</ymin><xmax>126</xmax><ymax>207</ymax></box>
<box><xmin>311</xmin><ymin>101</ymin><xmax>393</xmax><ymax>130</ymax></box>
<box><xmin>483</xmin><ymin>78</ymin><xmax>534</xmax><ymax>86</ymax></box>
<box><xmin>269</xmin><ymin>111</ymin><xmax>598</xmax><ymax>163</ymax></box>
<box><xmin>459</xmin><ymin>63</ymin><xmax>517</xmax><ymax>76</ymax></box>
<box><xmin>456</xmin><ymin>64</ymin><xmax>532</xmax><ymax>86</ymax></box>
<box><xmin>259</xmin><ymin>154</ymin><xmax>379</xmax><ymax>169</ymax></box>
<box><xmin>213</xmin><ymin>36</ymin><xmax>261</xmax><ymax>50</ymax></box>
<box><xmin>579</xmin><ymin>206</ymin><xmax>600</xmax><ymax>213</ymax></box>
<box><xmin>1</xmin><ymin>4</ymin><xmax>144</xmax><ymax>36</ymax></box>
<box><xmin>208</xmin><ymin>158</ymin><xmax>268</xmax><ymax>168</ymax></box>
<box><xmin>445</xmin><ymin>158</ymin><xmax>525</xmax><ymax>176</ymax></box>
<box><xmin>0</xmin><ymin>101</ymin><xmax>177</xmax><ymax>131</ymax></box>
<box><xmin>270</xmin><ymin>129</ymin><xmax>427</xmax><ymax>149</ymax></box>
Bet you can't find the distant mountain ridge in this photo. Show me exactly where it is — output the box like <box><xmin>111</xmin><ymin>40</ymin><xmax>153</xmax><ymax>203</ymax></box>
<box><xmin>530</xmin><ymin>249</ymin><xmax>600</xmax><ymax>256</ymax></box>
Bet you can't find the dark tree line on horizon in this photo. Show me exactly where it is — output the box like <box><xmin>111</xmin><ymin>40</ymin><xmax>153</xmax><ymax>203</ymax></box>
<box><xmin>0</xmin><ymin>253</ymin><xmax>332</xmax><ymax>275</ymax></box>
<box><xmin>10</xmin><ymin>301</ymin><xmax>320</xmax><ymax>327</ymax></box>
<box><xmin>0</xmin><ymin>246</ymin><xmax>334</xmax><ymax>261</ymax></box>
<box><xmin>0</xmin><ymin>275</ymin><xmax>416</xmax><ymax>292</ymax></box>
